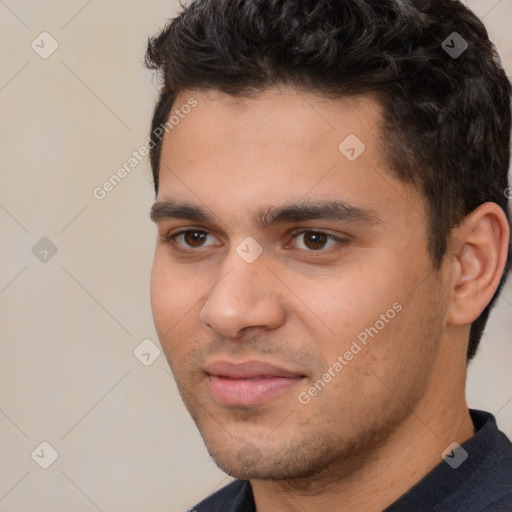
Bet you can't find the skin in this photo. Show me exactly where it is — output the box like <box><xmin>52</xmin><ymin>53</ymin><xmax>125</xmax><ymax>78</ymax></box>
<box><xmin>150</xmin><ymin>87</ymin><xmax>509</xmax><ymax>511</ymax></box>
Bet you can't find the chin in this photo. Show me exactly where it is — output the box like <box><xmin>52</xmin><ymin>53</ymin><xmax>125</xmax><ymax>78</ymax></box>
<box><xmin>203</xmin><ymin>433</ymin><xmax>347</xmax><ymax>482</ymax></box>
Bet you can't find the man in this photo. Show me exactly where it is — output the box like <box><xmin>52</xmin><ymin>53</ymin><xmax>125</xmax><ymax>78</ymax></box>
<box><xmin>146</xmin><ymin>0</ymin><xmax>512</xmax><ymax>510</ymax></box>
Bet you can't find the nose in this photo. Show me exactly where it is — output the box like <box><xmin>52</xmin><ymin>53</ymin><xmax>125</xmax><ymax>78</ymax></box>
<box><xmin>199</xmin><ymin>253</ymin><xmax>286</xmax><ymax>339</ymax></box>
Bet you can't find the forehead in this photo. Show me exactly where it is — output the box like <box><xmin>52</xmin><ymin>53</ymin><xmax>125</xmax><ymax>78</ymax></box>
<box><xmin>157</xmin><ymin>87</ymin><xmax>423</xmax><ymax>228</ymax></box>
<box><xmin>166</xmin><ymin>87</ymin><xmax>381</xmax><ymax>155</ymax></box>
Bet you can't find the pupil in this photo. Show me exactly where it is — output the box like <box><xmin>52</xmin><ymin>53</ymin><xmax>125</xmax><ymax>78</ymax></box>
<box><xmin>305</xmin><ymin>232</ymin><xmax>327</xmax><ymax>250</ymax></box>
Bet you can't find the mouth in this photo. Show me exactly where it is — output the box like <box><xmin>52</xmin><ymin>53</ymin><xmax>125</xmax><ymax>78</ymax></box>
<box><xmin>204</xmin><ymin>360</ymin><xmax>307</xmax><ymax>407</ymax></box>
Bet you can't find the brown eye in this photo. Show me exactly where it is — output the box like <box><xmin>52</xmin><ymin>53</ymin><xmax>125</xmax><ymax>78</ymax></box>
<box><xmin>302</xmin><ymin>231</ymin><xmax>329</xmax><ymax>250</ymax></box>
<box><xmin>168</xmin><ymin>230</ymin><xmax>219</xmax><ymax>249</ymax></box>
<box><xmin>183</xmin><ymin>230</ymin><xmax>208</xmax><ymax>247</ymax></box>
<box><xmin>291</xmin><ymin>231</ymin><xmax>340</xmax><ymax>252</ymax></box>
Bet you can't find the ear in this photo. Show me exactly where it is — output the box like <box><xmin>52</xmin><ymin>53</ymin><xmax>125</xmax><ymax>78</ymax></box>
<box><xmin>446</xmin><ymin>202</ymin><xmax>510</xmax><ymax>326</ymax></box>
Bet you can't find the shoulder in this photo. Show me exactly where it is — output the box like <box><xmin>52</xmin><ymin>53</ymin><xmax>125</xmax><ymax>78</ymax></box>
<box><xmin>386</xmin><ymin>410</ymin><xmax>512</xmax><ymax>512</ymax></box>
<box><xmin>478</xmin><ymin>491</ymin><xmax>512</xmax><ymax>512</ymax></box>
<box><xmin>435</xmin><ymin>410</ymin><xmax>512</xmax><ymax>512</ymax></box>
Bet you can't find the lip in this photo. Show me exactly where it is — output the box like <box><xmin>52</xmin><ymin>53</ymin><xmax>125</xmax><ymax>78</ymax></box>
<box><xmin>205</xmin><ymin>360</ymin><xmax>306</xmax><ymax>407</ymax></box>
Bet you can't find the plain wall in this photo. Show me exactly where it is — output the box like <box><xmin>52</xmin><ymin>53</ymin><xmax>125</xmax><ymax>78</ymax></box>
<box><xmin>1</xmin><ymin>1</ymin><xmax>511</xmax><ymax>510</ymax></box>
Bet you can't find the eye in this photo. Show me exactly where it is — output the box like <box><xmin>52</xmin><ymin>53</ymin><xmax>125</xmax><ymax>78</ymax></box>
<box><xmin>164</xmin><ymin>229</ymin><xmax>220</xmax><ymax>249</ymax></box>
<box><xmin>288</xmin><ymin>230</ymin><xmax>342</xmax><ymax>252</ymax></box>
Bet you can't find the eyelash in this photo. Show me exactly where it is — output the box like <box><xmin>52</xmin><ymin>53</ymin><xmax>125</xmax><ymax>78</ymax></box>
<box><xmin>161</xmin><ymin>229</ymin><xmax>347</xmax><ymax>256</ymax></box>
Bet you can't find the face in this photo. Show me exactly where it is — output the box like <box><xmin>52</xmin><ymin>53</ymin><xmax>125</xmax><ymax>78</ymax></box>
<box><xmin>150</xmin><ymin>88</ymin><xmax>448</xmax><ymax>480</ymax></box>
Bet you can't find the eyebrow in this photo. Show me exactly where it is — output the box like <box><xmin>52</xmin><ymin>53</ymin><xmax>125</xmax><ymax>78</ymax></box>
<box><xmin>150</xmin><ymin>198</ymin><xmax>382</xmax><ymax>228</ymax></box>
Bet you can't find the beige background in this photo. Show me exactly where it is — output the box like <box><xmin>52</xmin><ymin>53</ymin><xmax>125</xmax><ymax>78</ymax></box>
<box><xmin>0</xmin><ymin>1</ymin><xmax>511</xmax><ymax>511</ymax></box>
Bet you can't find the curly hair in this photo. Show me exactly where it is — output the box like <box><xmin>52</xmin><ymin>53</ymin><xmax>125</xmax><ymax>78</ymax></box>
<box><xmin>145</xmin><ymin>0</ymin><xmax>511</xmax><ymax>360</ymax></box>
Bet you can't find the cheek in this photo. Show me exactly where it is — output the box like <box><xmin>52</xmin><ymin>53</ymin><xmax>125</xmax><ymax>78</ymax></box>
<box><xmin>298</xmin><ymin>267</ymin><xmax>402</xmax><ymax>346</ymax></box>
<box><xmin>150</xmin><ymin>255</ymin><xmax>206</xmax><ymax>365</ymax></box>
<box><xmin>349</xmin><ymin>282</ymin><xmax>445</xmax><ymax>405</ymax></box>
<box><xmin>150</xmin><ymin>255</ymin><xmax>192</xmax><ymax>341</ymax></box>
<box><xmin>150</xmin><ymin>257</ymin><xmax>171</xmax><ymax>331</ymax></box>
<box><xmin>297</xmin><ymin>261</ymin><xmax>431</xmax><ymax>391</ymax></box>
<box><xmin>151</xmin><ymin>253</ymin><xmax>196</xmax><ymax>316</ymax></box>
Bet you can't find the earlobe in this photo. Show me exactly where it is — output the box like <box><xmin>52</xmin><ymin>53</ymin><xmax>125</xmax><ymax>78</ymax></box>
<box><xmin>447</xmin><ymin>202</ymin><xmax>510</xmax><ymax>326</ymax></box>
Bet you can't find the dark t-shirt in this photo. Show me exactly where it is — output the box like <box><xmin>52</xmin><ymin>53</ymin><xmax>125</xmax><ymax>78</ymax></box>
<box><xmin>191</xmin><ymin>409</ymin><xmax>512</xmax><ymax>512</ymax></box>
